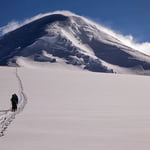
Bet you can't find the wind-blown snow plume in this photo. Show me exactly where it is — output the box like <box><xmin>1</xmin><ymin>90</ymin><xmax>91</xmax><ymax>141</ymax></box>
<box><xmin>0</xmin><ymin>14</ymin><xmax>46</xmax><ymax>35</ymax></box>
<box><xmin>99</xmin><ymin>25</ymin><xmax>150</xmax><ymax>55</ymax></box>
<box><xmin>0</xmin><ymin>11</ymin><xmax>74</xmax><ymax>35</ymax></box>
<box><xmin>0</xmin><ymin>21</ymin><xmax>20</xmax><ymax>35</ymax></box>
<box><xmin>0</xmin><ymin>11</ymin><xmax>150</xmax><ymax>55</ymax></box>
<box><xmin>81</xmin><ymin>17</ymin><xmax>150</xmax><ymax>56</ymax></box>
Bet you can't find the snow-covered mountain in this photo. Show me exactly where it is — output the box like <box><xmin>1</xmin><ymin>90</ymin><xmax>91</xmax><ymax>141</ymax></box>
<box><xmin>1</xmin><ymin>11</ymin><xmax>150</xmax><ymax>149</ymax></box>
<box><xmin>0</xmin><ymin>11</ymin><xmax>150</xmax><ymax>75</ymax></box>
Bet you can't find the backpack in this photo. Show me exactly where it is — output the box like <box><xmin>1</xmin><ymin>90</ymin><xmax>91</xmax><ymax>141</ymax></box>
<box><xmin>11</xmin><ymin>94</ymin><xmax>19</xmax><ymax>104</ymax></box>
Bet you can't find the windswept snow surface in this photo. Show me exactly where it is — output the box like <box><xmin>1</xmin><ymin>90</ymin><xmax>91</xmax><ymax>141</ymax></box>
<box><xmin>0</xmin><ymin>67</ymin><xmax>150</xmax><ymax>150</ymax></box>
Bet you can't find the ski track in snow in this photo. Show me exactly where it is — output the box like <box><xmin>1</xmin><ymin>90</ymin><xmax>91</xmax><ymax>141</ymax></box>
<box><xmin>0</xmin><ymin>68</ymin><xmax>27</xmax><ymax>137</ymax></box>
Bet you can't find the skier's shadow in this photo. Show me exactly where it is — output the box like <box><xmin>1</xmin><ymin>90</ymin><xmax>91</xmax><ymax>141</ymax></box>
<box><xmin>0</xmin><ymin>109</ymin><xmax>10</xmax><ymax>112</ymax></box>
<box><xmin>0</xmin><ymin>109</ymin><xmax>10</xmax><ymax>113</ymax></box>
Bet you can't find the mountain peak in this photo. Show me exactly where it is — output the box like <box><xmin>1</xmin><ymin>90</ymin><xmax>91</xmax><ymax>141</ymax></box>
<box><xmin>0</xmin><ymin>11</ymin><xmax>150</xmax><ymax>75</ymax></box>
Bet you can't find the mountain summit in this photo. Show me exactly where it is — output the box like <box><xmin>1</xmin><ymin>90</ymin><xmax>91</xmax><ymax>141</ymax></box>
<box><xmin>0</xmin><ymin>11</ymin><xmax>150</xmax><ymax>75</ymax></box>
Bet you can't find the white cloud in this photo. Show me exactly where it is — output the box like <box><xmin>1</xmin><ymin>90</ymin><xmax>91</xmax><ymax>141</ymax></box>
<box><xmin>0</xmin><ymin>11</ymin><xmax>150</xmax><ymax>56</ymax></box>
<box><xmin>0</xmin><ymin>21</ymin><xmax>20</xmax><ymax>34</ymax></box>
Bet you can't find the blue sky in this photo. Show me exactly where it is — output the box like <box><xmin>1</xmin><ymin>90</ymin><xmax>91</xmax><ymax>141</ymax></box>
<box><xmin>0</xmin><ymin>0</ymin><xmax>150</xmax><ymax>42</ymax></box>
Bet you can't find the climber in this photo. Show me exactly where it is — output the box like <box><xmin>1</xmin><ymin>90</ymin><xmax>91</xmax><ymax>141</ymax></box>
<box><xmin>10</xmin><ymin>94</ymin><xmax>18</xmax><ymax>112</ymax></box>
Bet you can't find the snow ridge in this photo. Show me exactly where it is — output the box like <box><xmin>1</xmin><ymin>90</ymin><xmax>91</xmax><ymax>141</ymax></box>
<box><xmin>0</xmin><ymin>68</ymin><xmax>27</xmax><ymax>137</ymax></box>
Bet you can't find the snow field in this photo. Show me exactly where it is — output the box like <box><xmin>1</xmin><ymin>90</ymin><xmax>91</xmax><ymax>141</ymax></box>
<box><xmin>0</xmin><ymin>67</ymin><xmax>150</xmax><ymax>150</ymax></box>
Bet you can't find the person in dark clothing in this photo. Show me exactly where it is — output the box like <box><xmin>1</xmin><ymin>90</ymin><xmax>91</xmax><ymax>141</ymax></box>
<box><xmin>11</xmin><ymin>94</ymin><xmax>19</xmax><ymax>112</ymax></box>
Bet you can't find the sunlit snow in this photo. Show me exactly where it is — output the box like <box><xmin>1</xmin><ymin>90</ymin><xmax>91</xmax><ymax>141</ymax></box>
<box><xmin>0</xmin><ymin>66</ymin><xmax>150</xmax><ymax>150</ymax></box>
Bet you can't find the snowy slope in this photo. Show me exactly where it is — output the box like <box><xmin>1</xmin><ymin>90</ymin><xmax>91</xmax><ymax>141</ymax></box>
<box><xmin>0</xmin><ymin>11</ymin><xmax>150</xmax><ymax>75</ymax></box>
<box><xmin>1</xmin><ymin>66</ymin><xmax>150</xmax><ymax>150</ymax></box>
<box><xmin>0</xmin><ymin>67</ymin><xmax>27</xmax><ymax>136</ymax></box>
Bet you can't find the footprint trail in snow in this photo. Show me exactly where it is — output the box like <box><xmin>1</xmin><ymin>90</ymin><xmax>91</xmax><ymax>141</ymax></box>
<box><xmin>0</xmin><ymin>68</ymin><xmax>27</xmax><ymax>137</ymax></box>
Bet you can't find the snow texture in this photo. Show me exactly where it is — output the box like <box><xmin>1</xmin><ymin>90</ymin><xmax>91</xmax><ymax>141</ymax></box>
<box><xmin>0</xmin><ymin>68</ymin><xmax>27</xmax><ymax>137</ymax></box>
<box><xmin>0</xmin><ymin>66</ymin><xmax>150</xmax><ymax>150</ymax></box>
